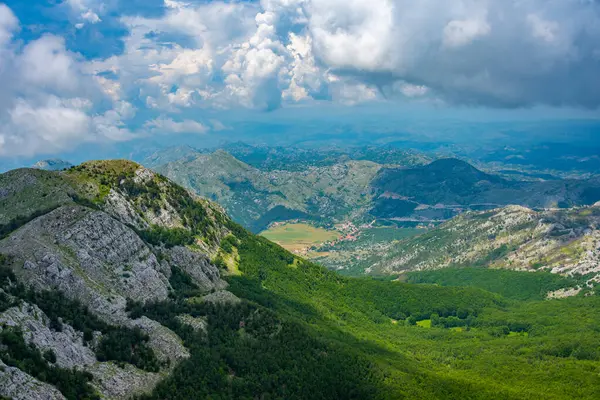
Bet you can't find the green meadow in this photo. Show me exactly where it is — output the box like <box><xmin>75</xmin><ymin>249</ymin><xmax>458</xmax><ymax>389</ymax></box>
<box><xmin>260</xmin><ymin>222</ymin><xmax>341</xmax><ymax>251</ymax></box>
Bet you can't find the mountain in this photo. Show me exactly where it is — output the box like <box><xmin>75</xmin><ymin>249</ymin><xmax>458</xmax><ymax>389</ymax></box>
<box><xmin>367</xmin><ymin>204</ymin><xmax>600</xmax><ymax>285</ymax></box>
<box><xmin>221</xmin><ymin>142</ymin><xmax>432</xmax><ymax>171</ymax></box>
<box><xmin>1</xmin><ymin>161</ymin><xmax>600</xmax><ymax>399</ymax></box>
<box><xmin>371</xmin><ymin>158</ymin><xmax>600</xmax><ymax>220</ymax></box>
<box><xmin>32</xmin><ymin>159</ymin><xmax>73</xmax><ymax>171</ymax></box>
<box><xmin>0</xmin><ymin>161</ymin><xmax>230</xmax><ymax>399</ymax></box>
<box><xmin>150</xmin><ymin>149</ymin><xmax>600</xmax><ymax>233</ymax></box>
<box><xmin>142</xmin><ymin>145</ymin><xmax>202</xmax><ymax>169</ymax></box>
<box><xmin>153</xmin><ymin>150</ymin><xmax>381</xmax><ymax>231</ymax></box>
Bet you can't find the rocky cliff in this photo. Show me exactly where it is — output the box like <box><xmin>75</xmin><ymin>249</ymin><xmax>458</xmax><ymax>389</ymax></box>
<box><xmin>0</xmin><ymin>161</ymin><xmax>234</xmax><ymax>399</ymax></box>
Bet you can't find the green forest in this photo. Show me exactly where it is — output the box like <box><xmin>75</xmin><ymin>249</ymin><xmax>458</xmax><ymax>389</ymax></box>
<box><xmin>405</xmin><ymin>267</ymin><xmax>580</xmax><ymax>301</ymax></box>
<box><xmin>130</xmin><ymin>221</ymin><xmax>600</xmax><ymax>399</ymax></box>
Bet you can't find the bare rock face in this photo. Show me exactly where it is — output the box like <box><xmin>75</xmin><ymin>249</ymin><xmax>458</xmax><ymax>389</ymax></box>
<box><xmin>176</xmin><ymin>314</ymin><xmax>207</xmax><ymax>333</ymax></box>
<box><xmin>103</xmin><ymin>189</ymin><xmax>149</xmax><ymax>230</ymax></box>
<box><xmin>0</xmin><ymin>205</ymin><xmax>171</xmax><ymax>323</ymax></box>
<box><xmin>132</xmin><ymin>317</ymin><xmax>189</xmax><ymax>364</ymax></box>
<box><xmin>0</xmin><ymin>163</ymin><xmax>233</xmax><ymax>399</ymax></box>
<box><xmin>202</xmin><ymin>290</ymin><xmax>241</xmax><ymax>305</ymax></box>
<box><xmin>0</xmin><ymin>301</ymin><xmax>175</xmax><ymax>400</ymax></box>
<box><xmin>0</xmin><ymin>303</ymin><xmax>96</xmax><ymax>369</ymax></box>
<box><xmin>166</xmin><ymin>246</ymin><xmax>227</xmax><ymax>291</ymax></box>
<box><xmin>87</xmin><ymin>363</ymin><xmax>162</xmax><ymax>399</ymax></box>
<box><xmin>0</xmin><ymin>360</ymin><xmax>66</xmax><ymax>400</ymax></box>
<box><xmin>60</xmin><ymin>208</ymin><xmax>171</xmax><ymax>304</ymax></box>
<box><xmin>0</xmin><ymin>205</ymin><xmax>192</xmax><ymax>398</ymax></box>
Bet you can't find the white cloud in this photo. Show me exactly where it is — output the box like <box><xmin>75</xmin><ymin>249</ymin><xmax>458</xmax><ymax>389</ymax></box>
<box><xmin>145</xmin><ymin>117</ymin><xmax>209</xmax><ymax>134</ymax></box>
<box><xmin>65</xmin><ymin>0</ymin><xmax>103</xmax><ymax>26</ymax></box>
<box><xmin>0</xmin><ymin>3</ymin><xmax>18</xmax><ymax>47</ymax></box>
<box><xmin>81</xmin><ymin>10</ymin><xmax>101</xmax><ymax>24</ymax></box>
<box><xmin>0</xmin><ymin>4</ymin><xmax>136</xmax><ymax>157</ymax></box>
<box><xmin>395</xmin><ymin>82</ymin><xmax>429</xmax><ymax>98</ymax></box>
<box><xmin>4</xmin><ymin>97</ymin><xmax>90</xmax><ymax>155</ymax></box>
<box><xmin>3</xmin><ymin>0</ymin><xmax>600</xmax><ymax>158</ymax></box>
<box><xmin>209</xmin><ymin>119</ymin><xmax>228</xmax><ymax>131</ymax></box>
<box><xmin>94</xmin><ymin>0</ymin><xmax>600</xmax><ymax>112</ymax></box>
<box><xmin>19</xmin><ymin>35</ymin><xmax>80</xmax><ymax>93</ymax></box>
<box><xmin>298</xmin><ymin>0</ymin><xmax>600</xmax><ymax>107</ymax></box>
<box><xmin>527</xmin><ymin>14</ymin><xmax>559</xmax><ymax>44</ymax></box>
<box><xmin>308</xmin><ymin>0</ymin><xmax>394</xmax><ymax>71</ymax></box>
<box><xmin>283</xmin><ymin>32</ymin><xmax>326</xmax><ymax>101</ymax></box>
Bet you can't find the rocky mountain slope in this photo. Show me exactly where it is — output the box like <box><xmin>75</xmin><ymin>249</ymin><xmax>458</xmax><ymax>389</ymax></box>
<box><xmin>368</xmin><ymin>204</ymin><xmax>600</xmax><ymax>288</ymax></box>
<box><xmin>0</xmin><ymin>161</ymin><xmax>230</xmax><ymax>399</ymax></box>
<box><xmin>153</xmin><ymin>150</ymin><xmax>380</xmax><ymax>231</ymax></box>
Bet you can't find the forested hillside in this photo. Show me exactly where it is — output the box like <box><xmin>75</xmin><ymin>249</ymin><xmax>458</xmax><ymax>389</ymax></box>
<box><xmin>1</xmin><ymin>161</ymin><xmax>599</xmax><ymax>399</ymax></box>
<box><xmin>371</xmin><ymin>158</ymin><xmax>600</xmax><ymax>219</ymax></box>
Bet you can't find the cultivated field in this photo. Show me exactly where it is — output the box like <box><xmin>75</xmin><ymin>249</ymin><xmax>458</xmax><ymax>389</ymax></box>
<box><xmin>260</xmin><ymin>223</ymin><xmax>341</xmax><ymax>251</ymax></box>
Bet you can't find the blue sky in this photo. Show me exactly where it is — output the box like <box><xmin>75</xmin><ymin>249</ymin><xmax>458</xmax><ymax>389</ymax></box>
<box><xmin>0</xmin><ymin>0</ymin><xmax>599</xmax><ymax>164</ymax></box>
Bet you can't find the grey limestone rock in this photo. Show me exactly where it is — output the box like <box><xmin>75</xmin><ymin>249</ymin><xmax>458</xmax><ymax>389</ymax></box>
<box><xmin>0</xmin><ymin>360</ymin><xmax>66</xmax><ymax>400</ymax></box>
<box><xmin>202</xmin><ymin>290</ymin><xmax>241</xmax><ymax>305</ymax></box>
<box><xmin>0</xmin><ymin>303</ymin><xmax>96</xmax><ymax>369</ymax></box>
<box><xmin>165</xmin><ymin>246</ymin><xmax>227</xmax><ymax>291</ymax></box>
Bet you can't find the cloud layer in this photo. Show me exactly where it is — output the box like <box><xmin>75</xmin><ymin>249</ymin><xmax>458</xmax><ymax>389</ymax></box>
<box><xmin>1</xmin><ymin>0</ymin><xmax>600</xmax><ymax>157</ymax></box>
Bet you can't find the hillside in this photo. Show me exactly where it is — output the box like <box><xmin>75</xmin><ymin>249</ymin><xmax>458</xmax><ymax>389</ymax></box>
<box><xmin>0</xmin><ymin>161</ymin><xmax>231</xmax><ymax>399</ymax></box>
<box><xmin>371</xmin><ymin>158</ymin><xmax>600</xmax><ymax>219</ymax></box>
<box><xmin>154</xmin><ymin>150</ymin><xmax>381</xmax><ymax>231</ymax></box>
<box><xmin>1</xmin><ymin>161</ymin><xmax>600</xmax><ymax>399</ymax></box>
<box><xmin>368</xmin><ymin>204</ymin><xmax>600</xmax><ymax>286</ymax></box>
<box><xmin>151</xmin><ymin>151</ymin><xmax>600</xmax><ymax>232</ymax></box>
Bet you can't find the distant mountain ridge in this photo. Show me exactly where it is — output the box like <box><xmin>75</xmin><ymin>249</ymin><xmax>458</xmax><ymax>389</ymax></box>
<box><xmin>371</xmin><ymin>158</ymin><xmax>600</xmax><ymax>220</ymax></box>
<box><xmin>32</xmin><ymin>159</ymin><xmax>73</xmax><ymax>171</ymax></box>
<box><xmin>147</xmin><ymin>146</ymin><xmax>600</xmax><ymax>233</ymax></box>
<box><xmin>220</xmin><ymin>142</ymin><xmax>431</xmax><ymax>171</ymax></box>
<box><xmin>152</xmin><ymin>149</ymin><xmax>381</xmax><ymax>231</ymax></box>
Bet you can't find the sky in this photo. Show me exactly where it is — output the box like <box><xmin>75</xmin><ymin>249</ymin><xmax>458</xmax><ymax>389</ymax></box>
<box><xmin>0</xmin><ymin>0</ymin><xmax>599</xmax><ymax>164</ymax></box>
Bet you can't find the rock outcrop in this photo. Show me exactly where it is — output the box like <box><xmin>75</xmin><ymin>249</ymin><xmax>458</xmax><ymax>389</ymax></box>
<box><xmin>0</xmin><ymin>360</ymin><xmax>66</xmax><ymax>400</ymax></box>
<box><xmin>0</xmin><ymin>161</ymin><xmax>234</xmax><ymax>399</ymax></box>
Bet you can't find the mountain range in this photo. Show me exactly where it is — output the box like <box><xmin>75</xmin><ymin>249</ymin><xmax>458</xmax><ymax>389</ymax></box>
<box><xmin>31</xmin><ymin>159</ymin><xmax>73</xmax><ymax>171</ymax></box>
<box><xmin>146</xmin><ymin>146</ymin><xmax>600</xmax><ymax>232</ymax></box>
<box><xmin>151</xmin><ymin>149</ymin><xmax>381</xmax><ymax>232</ymax></box>
<box><xmin>371</xmin><ymin>158</ymin><xmax>600</xmax><ymax>220</ymax></box>
<box><xmin>1</xmin><ymin>160</ymin><xmax>600</xmax><ymax>399</ymax></box>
